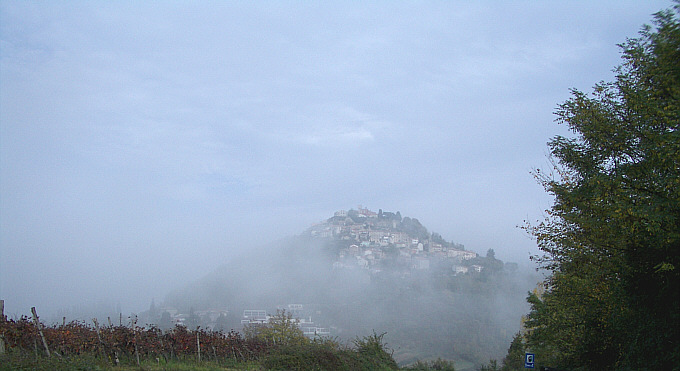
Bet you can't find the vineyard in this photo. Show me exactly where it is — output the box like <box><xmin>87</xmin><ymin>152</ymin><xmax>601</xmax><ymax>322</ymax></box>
<box><xmin>0</xmin><ymin>308</ymin><xmax>451</xmax><ymax>370</ymax></box>
<box><xmin>0</xmin><ymin>312</ymin><xmax>271</xmax><ymax>369</ymax></box>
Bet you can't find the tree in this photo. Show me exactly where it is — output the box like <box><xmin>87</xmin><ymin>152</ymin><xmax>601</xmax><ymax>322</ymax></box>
<box><xmin>158</xmin><ymin>311</ymin><xmax>173</xmax><ymax>331</ymax></box>
<box><xmin>500</xmin><ymin>333</ymin><xmax>526</xmax><ymax>371</ymax></box>
<box><xmin>431</xmin><ymin>232</ymin><xmax>451</xmax><ymax>247</ymax></box>
<box><xmin>185</xmin><ymin>307</ymin><xmax>200</xmax><ymax>329</ymax></box>
<box><xmin>213</xmin><ymin>313</ymin><xmax>232</xmax><ymax>333</ymax></box>
<box><xmin>244</xmin><ymin>309</ymin><xmax>308</xmax><ymax>347</ymax></box>
<box><xmin>147</xmin><ymin>299</ymin><xmax>158</xmax><ymax>325</ymax></box>
<box><xmin>525</xmin><ymin>5</ymin><xmax>679</xmax><ymax>370</ymax></box>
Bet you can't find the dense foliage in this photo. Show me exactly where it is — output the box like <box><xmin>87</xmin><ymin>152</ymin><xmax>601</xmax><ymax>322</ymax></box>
<box><xmin>523</xmin><ymin>4</ymin><xmax>679</xmax><ymax>370</ymax></box>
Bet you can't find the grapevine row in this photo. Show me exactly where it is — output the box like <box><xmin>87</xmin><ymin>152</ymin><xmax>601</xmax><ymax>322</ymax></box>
<box><xmin>0</xmin><ymin>316</ymin><xmax>267</xmax><ymax>364</ymax></box>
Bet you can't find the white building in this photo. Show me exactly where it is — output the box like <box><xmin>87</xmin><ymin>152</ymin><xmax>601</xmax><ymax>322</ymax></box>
<box><xmin>241</xmin><ymin>309</ymin><xmax>269</xmax><ymax>325</ymax></box>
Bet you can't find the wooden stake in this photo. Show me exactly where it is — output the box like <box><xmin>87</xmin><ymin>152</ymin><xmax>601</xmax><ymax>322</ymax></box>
<box><xmin>92</xmin><ymin>318</ymin><xmax>105</xmax><ymax>358</ymax></box>
<box><xmin>31</xmin><ymin>307</ymin><xmax>50</xmax><ymax>357</ymax></box>
<box><xmin>0</xmin><ymin>300</ymin><xmax>5</xmax><ymax>354</ymax></box>
<box><xmin>197</xmin><ymin>331</ymin><xmax>201</xmax><ymax>363</ymax></box>
<box><xmin>0</xmin><ymin>303</ymin><xmax>4</xmax><ymax>355</ymax></box>
<box><xmin>132</xmin><ymin>316</ymin><xmax>140</xmax><ymax>366</ymax></box>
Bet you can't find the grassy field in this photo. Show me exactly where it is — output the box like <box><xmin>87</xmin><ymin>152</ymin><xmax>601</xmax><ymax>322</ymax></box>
<box><xmin>0</xmin><ymin>353</ymin><xmax>262</xmax><ymax>371</ymax></box>
<box><xmin>1</xmin><ymin>350</ymin><xmax>457</xmax><ymax>371</ymax></box>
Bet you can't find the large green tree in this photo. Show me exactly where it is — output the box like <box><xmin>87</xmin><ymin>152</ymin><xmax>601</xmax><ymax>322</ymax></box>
<box><xmin>525</xmin><ymin>5</ymin><xmax>679</xmax><ymax>370</ymax></box>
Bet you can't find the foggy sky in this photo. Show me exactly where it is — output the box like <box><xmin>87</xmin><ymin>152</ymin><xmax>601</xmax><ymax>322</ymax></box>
<box><xmin>0</xmin><ymin>1</ymin><xmax>671</xmax><ymax>317</ymax></box>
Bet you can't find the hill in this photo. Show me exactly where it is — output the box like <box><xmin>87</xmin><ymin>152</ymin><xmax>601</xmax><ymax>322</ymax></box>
<box><xmin>159</xmin><ymin>207</ymin><xmax>538</xmax><ymax>369</ymax></box>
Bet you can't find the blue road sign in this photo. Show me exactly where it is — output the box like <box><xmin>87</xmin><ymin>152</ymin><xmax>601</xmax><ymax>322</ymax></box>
<box><xmin>525</xmin><ymin>353</ymin><xmax>535</xmax><ymax>368</ymax></box>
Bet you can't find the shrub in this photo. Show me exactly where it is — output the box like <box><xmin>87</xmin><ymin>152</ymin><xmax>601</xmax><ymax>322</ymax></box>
<box><xmin>244</xmin><ymin>309</ymin><xmax>308</xmax><ymax>347</ymax></box>
<box><xmin>352</xmin><ymin>331</ymin><xmax>399</xmax><ymax>370</ymax></box>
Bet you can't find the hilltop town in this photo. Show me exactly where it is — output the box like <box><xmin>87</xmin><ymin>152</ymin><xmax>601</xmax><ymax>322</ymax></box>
<box><xmin>306</xmin><ymin>206</ymin><xmax>479</xmax><ymax>273</ymax></box>
<box><xmin>151</xmin><ymin>206</ymin><xmax>509</xmax><ymax>337</ymax></box>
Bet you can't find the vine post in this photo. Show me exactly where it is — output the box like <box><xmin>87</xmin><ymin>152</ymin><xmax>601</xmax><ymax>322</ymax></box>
<box><xmin>31</xmin><ymin>307</ymin><xmax>50</xmax><ymax>357</ymax></box>
<box><xmin>0</xmin><ymin>300</ymin><xmax>5</xmax><ymax>355</ymax></box>
<box><xmin>132</xmin><ymin>315</ymin><xmax>140</xmax><ymax>366</ymax></box>
<box><xmin>197</xmin><ymin>330</ymin><xmax>201</xmax><ymax>363</ymax></box>
<box><xmin>92</xmin><ymin>318</ymin><xmax>106</xmax><ymax>358</ymax></box>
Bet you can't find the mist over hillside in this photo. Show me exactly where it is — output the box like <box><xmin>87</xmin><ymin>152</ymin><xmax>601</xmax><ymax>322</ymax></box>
<box><xmin>160</xmin><ymin>207</ymin><xmax>540</xmax><ymax>368</ymax></box>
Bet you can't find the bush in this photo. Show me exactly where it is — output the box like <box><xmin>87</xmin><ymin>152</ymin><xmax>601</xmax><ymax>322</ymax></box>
<box><xmin>261</xmin><ymin>332</ymin><xmax>400</xmax><ymax>371</ymax></box>
<box><xmin>261</xmin><ymin>340</ymin><xmax>344</xmax><ymax>370</ymax></box>
<box><xmin>352</xmin><ymin>331</ymin><xmax>399</xmax><ymax>370</ymax></box>
<box><xmin>244</xmin><ymin>309</ymin><xmax>308</xmax><ymax>347</ymax></box>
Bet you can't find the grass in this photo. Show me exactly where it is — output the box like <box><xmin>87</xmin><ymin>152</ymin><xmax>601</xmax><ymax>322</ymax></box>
<box><xmin>1</xmin><ymin>352</ymin><xmax>459</xmax><ymax>370</ymax></box>
<box><xmin>0</xmin><ymin>352</ymin><xmax>263</xmax><ymax>371</ymax></box>
<box><xmin>1</xmin><ymin>332</ymin><xmax>457</xmax><ymax>371</ymax></box>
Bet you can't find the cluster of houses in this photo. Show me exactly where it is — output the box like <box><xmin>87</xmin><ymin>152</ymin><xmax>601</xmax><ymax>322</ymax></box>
<box><xmin>308</xmin><ymin>206</ymin><xmax>481</xmax><ymax>274</ymax></box>
<box><xmin>240</xmin><ymin>304</ymin><xmax>331</xmax><ymax>338</ymax></box>
<box><xmin>154</xmin><ymin>304</ymin><xmax>331</xmax><ymax>338</ymax></box>
<box><xmin>155</xmin><ymin>304</ymin><xmax>331</xmax><ymax>338</ymax></box>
